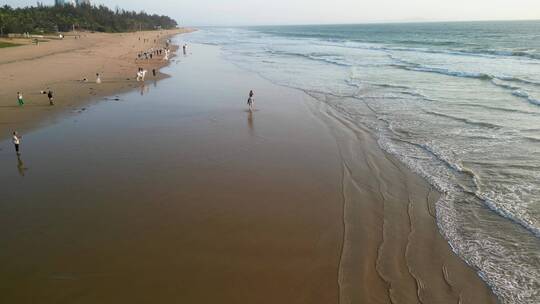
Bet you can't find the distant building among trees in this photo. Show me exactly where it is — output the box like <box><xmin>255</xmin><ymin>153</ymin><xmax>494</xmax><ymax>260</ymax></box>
<box><xmin>55</xmin><ymin>0</ymin><xmax>91</xmax><ymax>7</ymax></box>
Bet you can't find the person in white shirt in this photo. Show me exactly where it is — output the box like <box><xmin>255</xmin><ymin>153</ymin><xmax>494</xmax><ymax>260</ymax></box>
<box><xmin>136</xmin><ymin>68</ymin><xmax>147</xmax><ymax>82</ymax></box>
<box><xmin>12</xmin><ymin>131</ymin><xmax>21</xmax><ymax>155</ymax></box>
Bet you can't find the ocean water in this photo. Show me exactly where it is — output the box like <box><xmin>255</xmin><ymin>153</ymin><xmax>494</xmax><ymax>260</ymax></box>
<box><xmin>184</xmin><ymin>21</ymin><xmax>540</xmax><ymax>303</ymax></box>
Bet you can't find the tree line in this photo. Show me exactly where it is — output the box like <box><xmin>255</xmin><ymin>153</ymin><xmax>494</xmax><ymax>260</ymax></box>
<box><xmin>0</xmin><ymin>4</ymin><xmax>178</xmax><ymax>35</ymax></box>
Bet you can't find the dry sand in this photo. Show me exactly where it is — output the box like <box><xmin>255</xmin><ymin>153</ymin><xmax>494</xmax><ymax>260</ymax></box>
<box><xmin>0</xmin><ymin>29</ymin><xmax>191</xmax><ymax>141</ymax></box>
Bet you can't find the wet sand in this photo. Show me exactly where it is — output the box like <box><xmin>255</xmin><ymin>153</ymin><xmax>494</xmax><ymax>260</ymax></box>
<box><xmin>0</xmin><ymin>42</ymin><xmax>498</xmax><ymax>303</ymax></box>
<box><xmin>306</xmin><ymin>93</ymin><xmax>499</xmax><ymax>303</ymax></box>
<box><xmin>0</xmin><ymin>29</ymin><xmax>191</xmax><ymax>141</ymax></box>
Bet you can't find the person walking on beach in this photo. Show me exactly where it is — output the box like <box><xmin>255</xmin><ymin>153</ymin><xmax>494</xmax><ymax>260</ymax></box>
<box><xmin>47</xmin><ymin>89</ymin><xmax>54</xmax><ymax>105</ymax></box>
<box><xmin>247</xmin><ymin>90</ymin><xmax>254</xmax><ymax>111</ymax></box>
<box><xmin>17</xmin><ymin>92</ymin><xmax>24</xmax><ymax>106</ymax></box>
<box><xmin>163</xmin><ymin>49</ymin><xmax>170</xmax><ymax>61</ymax></box>
<box><xmin>136</xmin><ymin>68</ymin><xmax>147</xmax><ymax>82</ymax></box>
<box><xmin>12</xmin><ymin>132</ymin><xmax>21</xmax><ymax>155</ymax></box>
<box><xmin>183</xmin><ymin>44</ymin><xmax>187</xmax><ymax>55</ymax></box>
<box><xmin>96</xmin><ymin>73</ymin><xmax>102</xmax><ymax>84</ymax></box>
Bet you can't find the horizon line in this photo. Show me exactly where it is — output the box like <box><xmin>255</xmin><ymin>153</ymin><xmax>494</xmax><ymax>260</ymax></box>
<box><xmin>187</xmin><ymin>18</ymin><xmax>540</xmax><ymax>27</ymax></box>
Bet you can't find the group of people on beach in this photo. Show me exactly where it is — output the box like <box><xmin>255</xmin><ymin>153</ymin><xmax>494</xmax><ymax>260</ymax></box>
<box><xmin>9</xmin><ymin>34</ymin><xmax>178</xmax><ymax>157</ymax></box>
<box><xmin>79</xmin><ymin>73</ymin><xmax>102</xmax><ymax>83</ymax></box>
<box><xmin>135</xmin><ymin>44</ymin><xmax>178</xmax><ymax>82</ymax></box>
<box><xmin>137</xmin><ymin>48</ymin><xmax>169</xmax><ymax>61</ymax></box>
<box><xmin>16</xmin><ymin>89</ymin><xmax>54</xmax><ymax>107</ymax></box>
<box><xmin>10</xmin><ymin>89</ymin><xmax>256</xmax><ymax>156</ymax></box>
<box><xmin>9</xmin><ymin>39</ymin><xmax>240</xmax><ymax>158</ymax></box>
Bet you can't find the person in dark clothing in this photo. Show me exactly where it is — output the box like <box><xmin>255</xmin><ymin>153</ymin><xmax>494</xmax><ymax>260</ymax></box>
<box><xmin>47</xmin><ymin>89</ymin><xmax>54</xmax><ymax>105</ymax></box>
<box><xmin>247</xmin><ymin>90</ymin><xmax>254</xmax><ymax>111</ymax></box>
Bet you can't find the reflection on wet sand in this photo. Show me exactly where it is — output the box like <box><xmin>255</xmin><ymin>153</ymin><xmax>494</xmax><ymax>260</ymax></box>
<box><xmin>16</xmin><ymin>154</ymin><xmax>28</xmax><ymax>177</ymax></box>
<box><xmin>139</xmin><ymin>83</ymin><xmax>150</xmax><ymax>96</ymax></box>
<box><xmin>247</xmin><ymin>110</ymin><xmax>254</xmax><ymax>136</ymax></box>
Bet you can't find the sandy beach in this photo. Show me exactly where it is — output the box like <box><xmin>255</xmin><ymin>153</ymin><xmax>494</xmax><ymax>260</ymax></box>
<box><xmin>0</xmin><ymin>39</ymin><xmax>499</xmax><ymax>303</ymax></box>
<box><xmin>0</xmin><ymin>28</ymin><xmax>191</xmax><ymax>141</ymax></box>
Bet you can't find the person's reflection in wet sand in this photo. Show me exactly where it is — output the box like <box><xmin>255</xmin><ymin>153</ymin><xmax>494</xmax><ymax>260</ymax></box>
<box><xmin>139</xmin><ymin>83</ymin><xmax>149</xmax><ymax>96</ymax></box>
<box><xmin>16</xmin><ymin>154</ymin><xmax>28</xmax><ymax>177</ymax></box>
<box><xmin>247</xmin><ymin>110</ymin><xmax>255</xmax><ymax>137</ymax></box>
<box><xmin>153</xmin><ymin>80</ymin><xmax>158</xmax><ymax>88</ymax></box>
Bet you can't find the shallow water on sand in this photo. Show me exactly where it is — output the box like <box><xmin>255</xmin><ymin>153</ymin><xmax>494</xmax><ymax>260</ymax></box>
<box><xmin>0</xmin><ymin>42</ymin><xmax>345</xmax><ymax>303</ymax></box>
<box><xmin>185</xmin><ymin>23</ymin><xmax>540</xmax><ymax>303</ymax></box>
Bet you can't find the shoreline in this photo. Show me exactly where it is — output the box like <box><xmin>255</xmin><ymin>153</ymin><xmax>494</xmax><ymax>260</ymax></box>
<box><xmin>0</xmin><ymin>28</ymin><xmax>193</xmax><ymax>141</ymax></box>
<box><xmin>301</xmin><ymin>91</ymin><xmax>498</xmax><ymax>303</ymax></box>
<box><xmin>185</xmin><ymin>25</ymin><xmax>540</xmax><ymax>303</ymax></box>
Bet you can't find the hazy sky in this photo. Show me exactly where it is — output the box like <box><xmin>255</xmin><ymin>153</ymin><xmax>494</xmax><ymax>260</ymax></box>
<box><xmin>6</xmin><ymin>0</ymin><xmax>540</xmax><ymax>26</ymax></box>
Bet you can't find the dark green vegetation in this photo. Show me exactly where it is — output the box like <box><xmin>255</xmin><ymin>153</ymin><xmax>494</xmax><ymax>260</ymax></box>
<box><xmin>0</xmin><ymin>4</ymin><xmax>178</xmax><ymax>34</ymax></box>
<box><xmin>0</xmin><ymin>41</ymin><xmax>21</xmax><ymax>48</ymax></box>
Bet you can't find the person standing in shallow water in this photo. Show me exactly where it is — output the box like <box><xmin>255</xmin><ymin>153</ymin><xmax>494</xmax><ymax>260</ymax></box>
<box><xmin>247</xmin><ymin>90</ymin><xmax>254</xmax><ymax>111</ymax></box>
<box><xmin>12</xmin><ymin>132</ymin><xmax>21</xmax><ymax>155</ymax></box>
